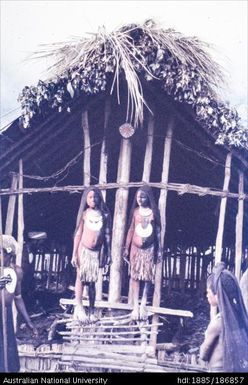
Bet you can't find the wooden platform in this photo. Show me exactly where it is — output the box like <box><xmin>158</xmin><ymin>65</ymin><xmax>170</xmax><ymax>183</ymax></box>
<box><xmin>19</xmin><ymin>300</ymin><xmax>194</xmax><ymax>372</ymax></box>
<box><xmin>56</xmin><ymin>312</ymin><xmax>169</xmax><ymax>372</ymax></box>
<box><xmin>59</xmin><ymin>298</ymin><xmax>194</xmax><ymax>318</ymax></box>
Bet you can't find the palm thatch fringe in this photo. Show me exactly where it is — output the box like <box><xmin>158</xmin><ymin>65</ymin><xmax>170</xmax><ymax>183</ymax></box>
<box><xmin>18</xmin><ymin>20</ymin><xmax>247</xmax><ymax>149</ymax></box>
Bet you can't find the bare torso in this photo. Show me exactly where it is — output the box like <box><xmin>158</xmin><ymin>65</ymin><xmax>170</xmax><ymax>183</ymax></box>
<box><xmin>0</xmin><ymin>265</ymin><xmax>21</xmax><ymax>306</ymax></box>
<box><xmin>78</xmin><ymin>209</ymin><xmax>105</xmax><ymax>251</ymax></box>
<box><xmin>131</xmin><ymin>208</ymin><xmax>155</xmax><ymax>249</ymax></box>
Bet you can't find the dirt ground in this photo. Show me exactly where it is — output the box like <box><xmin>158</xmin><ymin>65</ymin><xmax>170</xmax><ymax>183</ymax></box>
<box><xmin>159</xmin><ymin>291</ymin><xmax>209</xmax><ymax>351</ymax></box>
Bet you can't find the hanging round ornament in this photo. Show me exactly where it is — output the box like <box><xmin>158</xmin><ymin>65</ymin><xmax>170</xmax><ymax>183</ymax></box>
<box><xmin>119</xmin><ymin>123</ymin><xmax>135</xmax><ymax>138</ymax></box>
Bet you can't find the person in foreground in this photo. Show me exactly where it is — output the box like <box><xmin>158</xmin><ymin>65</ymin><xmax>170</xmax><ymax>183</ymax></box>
<box><xmin>199</xmin><ymin>262</ymin><xmax>248</xmax><ymax>372</ymax></box>
<box><xmin>123</xmin><ymin>185</ymin><xmax>162</xmax><ymax>321</ymax></box>
<box><xmin>0</xmin><ymin>235</ymin><xmax>37</xmax><ymax>372</ymax></box>
<box><xmin>71</xmin><ymin>186</ymin><xmax>112</xmax><ymax>324</ymax></box>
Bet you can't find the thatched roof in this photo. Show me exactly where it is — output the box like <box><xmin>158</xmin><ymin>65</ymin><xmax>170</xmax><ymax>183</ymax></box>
<box><xmin>17</xmin><ymin>20</ymin><xmax>247</xmax><ymax>149</ymax></box>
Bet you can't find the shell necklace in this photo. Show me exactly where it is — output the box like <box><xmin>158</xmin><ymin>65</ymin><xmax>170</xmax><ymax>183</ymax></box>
<box><xmin>138</xmin><ymin>206</ymin><xmax>152</xmax><ymax>217</ymax></box>
<box><xmin>85</xmin><ymin>210</ymin><xmax>103</xmax><ymax>231</ymax></box>
<box><xmin>136</xmin><ymin>207</ymin><xmax>153</xmax><ymax>237</ymax></box>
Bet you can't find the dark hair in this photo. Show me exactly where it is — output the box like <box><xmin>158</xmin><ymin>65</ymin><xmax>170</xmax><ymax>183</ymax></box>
<box><xmin>208</xmin><ymin>262</ymin><xmax>248</xmax><ymax>372</ymax></box>
<box><xmin>127</xmin><ymin>185</ymin><xmax>161</xmax><ymax>229</ymax></box>
<box><xmin>206</xmin><ymin>273</ymin><xmax>215</xmax><ymax>292</ymax></box>
<box><xmin>75</xmin><ymin>186</ymin><xmax>111</xmax><ymax>232</ymax></box>
<box><xmin>3</xmin><ymin>247</ymin><xmax>16</xmax><ymax>265</ymax></box>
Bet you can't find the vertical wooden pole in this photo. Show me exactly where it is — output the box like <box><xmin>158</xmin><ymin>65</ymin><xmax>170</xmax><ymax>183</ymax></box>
<box><xmin>96</xmin><ymin>98</ymin><xmax>111</xmax><ymax>301</ymax></box>
<box><xmin>211</xmin><ymin>152</ymin><xmax>232</xmax><ymax>320</ymax></box>
<box><xmin>108</xmin><ymin>138</ymin><xmax>132</xmax><ymax>303</ymax></box>
<box><xmin>82</xmin><ymin>110</ymin><xmax>90</xmax><ymax>299</ymax></box>
<box><xmin>5</xmin><ymin>173</ymin><xmax>18</xmax><ymax>235</ymax></box>
<box><xmin>0</xmin><ymin>197</ymin><xmax>8</xmax><ymax>372</ymax></box>
<box><xmin>82</xmin><ymin>110</ymin><xmax>91</xmax><ymax>187</ymax></box>
<box><xmin>17</xmin><ymin>160</ymin><xmax>24</xmax><ymax>267</ymax></box>
<box><xmin>142</xmin><ymin>115</ymin><xmax>154</xmax><ymax>182</ymax></box>
<box><xmin>235</xmin><ymin>171</ymin><xmax>244</xmax><ymax>281</ymax></box>
<box><xmin>128</xmin><ymin>114</ymin><xmax>154</xmax><ymax>305</ymax></box>
<box><xmin>12</xmin><ymin>160</ymin><xmax>25</xmax><ymax>331</ymax></box>
<box><xmin>215</xmin><ymin>152</ymin><xmax>232</xmax><ymax>263</ymax></box>
<box><xmin>150</xmin><ymin>117</ymin><xmax>174</xmax><ymax>349</ymax></box>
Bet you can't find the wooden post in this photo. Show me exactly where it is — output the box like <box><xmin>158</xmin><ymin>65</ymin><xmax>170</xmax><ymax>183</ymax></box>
<box><xmin>128</xmin><ymin>114</ymin><xmax>154</xmax><ymax>305</ymax></box>
<box><xmin>0</xmin><ymin>196</ymin><xmax>8</xmax><ymax>371</ymax></box>
<box><xmin>215</xmin><ymin>152</ymin><xmax>232</xmax><ymax>263</ymax></box>
<box><xmin>81</xmin><ymin>110</ymin><xmax>91</xmax><ymax>299</ymax></box>
<box><xmin>235</xmin><ymin>171</ymin><xmax>244</xmax><ymax>281</ymax></box>
<box><xmin>96</xmin><ymin>99</ymin><xmax>111</xmax><ymax>301</ymax></box>
<box><xmin>82</xmin><ymin>110</ymin><xmax>91</xmax><ymax>186</ymax></box>
<box><xmin>16</xmin><ymin>160</ymin><xmax>24</xmax><ymax>267</ymax></box>
<box><xmin>12</xmin><ymin>160</ymin><xmax>25</xmax><ymax>331</ymax></box>
<box><xmin>211</xmin><ymin>152</ymin><xmax>232</xmax><ymax>320</ymax></box>
<box><xmin>108</xmin><ymin>138</ymin><xmax>132</xmax><ymax>303</ymax></box>
<box><xmin>150</xmin><ymin>117</ymin><xmax>174</xmax><ymax>349</ymax></box>
<box><xmin>128</xmin><ymin>114</ymin><xmax>155</xmax><ymax>305</ymax></box>
<box><xmin>5</xmin><ymin>173</ymin><xmax>18</xmax><ymax>235</ymax></box>
<box><xmin>142</xmin><ymin>115</ymin><xmax>154</xmax><ymax>182</ymax></box>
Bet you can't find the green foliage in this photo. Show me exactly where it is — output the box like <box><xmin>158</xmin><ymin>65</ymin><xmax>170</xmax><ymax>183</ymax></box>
<box><xmin>18</xmin><ymin>20</ymin><xmax>247</xmax><ymax>149</ymax></box>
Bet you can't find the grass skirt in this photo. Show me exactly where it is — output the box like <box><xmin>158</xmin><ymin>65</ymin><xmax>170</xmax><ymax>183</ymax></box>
<box><xmin>130</xmin><ymin>245</ymin><xmax>155</xmax><ymax>282</ymax></box>
<box><xmin>79</xmin><ymin>247</ymin><xmax>99</xmax><ymax>283</ymax></box>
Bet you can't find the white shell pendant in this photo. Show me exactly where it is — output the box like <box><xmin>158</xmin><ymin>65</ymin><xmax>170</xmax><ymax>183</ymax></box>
<box><xmin>3</xmin><ymin>267</ymin><xmax>17</xmax><ymax>294</ymax></box>
<box><xmin>85</xmin><ymin>210</ymin><xmax>103</xmax><ymax>231</ymax></box>
<box><xmin>138</xmin><ymin>207</ymin><xmax>152</xmax><ymax>217</ymax></box>
<box><xmin>135</xmin><ymin>223</ymin><xmax>153</xmax><ymax>238</ymax></box>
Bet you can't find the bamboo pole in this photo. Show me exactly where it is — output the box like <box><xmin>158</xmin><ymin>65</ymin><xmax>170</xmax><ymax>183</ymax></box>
<box><xmin>82</xmin><ymin>110</ymin><xmax>91</xmax><ymax>186</ymax></box>
<box><xmin>108</xmin><ymin>137</ymin><xmax>132</xmax><ymax>303</ymax></box>
<box><xmin>128</xmin><ymin>114</ymin><xmax>155</xmax><ymax>305</ymax></box>
<box><xmin>215</xmin><ymin>152</ymin><xmax>232</xmax><ymax>263</ymax></box>
<box><xmin>0</xmin><ymin>196</ymin><xmax>8</xmax><ymax>372</ymax></box>
<box><xmin>235</xmin><ymin>171</ymin><xmax>244</xmax><ymax>281</ymax></box>
<box><xmin>60</xmin><ymin>343</ymin><xmax>154</xmax><ymax>354</ymax></box>
<box><xmin>96</xmin><ymin>98</ymin><xmax>111</xmax><ymax>301</ymax></box>
<box><xmin>5</xmin><ymin>173</ymin><xmax>18</xmax><ymax>235</ymax></box>
<box><xmin>150</xmin><ymin>116</ymin><xmax>174</xmax><ymax>350</ymax></box>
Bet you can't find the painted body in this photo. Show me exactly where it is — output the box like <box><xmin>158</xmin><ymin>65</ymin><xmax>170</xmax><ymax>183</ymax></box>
<box><xmin>71</xmin><ymin>187</ymin><xmax>111</xmax><ymax>323</ymax></box>
<box><xmin>124</xmin><ymin>187</ymin><xmax>162</xmax><ymax>320</ymax></box>
<box><xmin>0</xmin><ymin>239</ymin><xmax>37</xmax><ymax>372</ymax></box>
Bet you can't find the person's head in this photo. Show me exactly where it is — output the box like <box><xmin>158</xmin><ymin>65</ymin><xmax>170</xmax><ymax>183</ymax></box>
<box><xmin>134</xmin><ymin>185</ymin><xmax>156</xmax><ymax>208</ymax></box>
<box><xmin>136</xmin><ymin>189</ymin><xmax>150</xmax><ymax>208</ymax></box>
<box><xmin>86</xmin><ymin>189</ymin><xmax>101</xmax><ymax>209</ymax></box>
<box><xmin>1</xmin><ymin>235</ymin><xmax>18</xmax><ymax>266</ymax></box>
<box><xmin>206</xmin><ymin>274</ymin><xmax>218</xmax><ymax>306</ymax></box>
<box><xmin>75</xmin><ymin>186</ymin><xmax>110</xmax><ymax>231</ymax></box>
<box><xmin>207</xmin><ymin>262</ymin><xmax>245</xmax><ymax>312</ymax></box>
<box><xmin>207</xmin><ymin>262</ymin><xmax>248</xmax><ymax>372</ymax></box>
<box><xmin>2</xmin><ymin>247</ymin><xmax>15</xmax><ymax>267</ymax></box>
<box><xmin>127</xmin><ymin>185</ymin><xmax>161</xmax><ymax>229</ymax></box>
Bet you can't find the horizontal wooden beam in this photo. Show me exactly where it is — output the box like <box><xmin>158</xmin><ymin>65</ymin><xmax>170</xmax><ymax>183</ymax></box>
<box><xmin>59</xmin><ymin>298</ymin><xmax>193</xmax><ymax>318</ymax></box>
<box><xmin>0</xmin><ymin>181</ymin><xmax>247</xmax><ymax>200</ymax></box>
